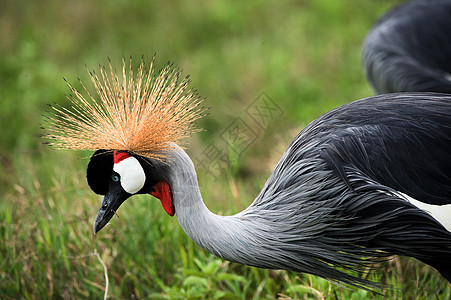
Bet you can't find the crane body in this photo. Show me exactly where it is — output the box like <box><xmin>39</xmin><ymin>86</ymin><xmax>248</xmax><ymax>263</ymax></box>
<box><xmin>88</xmin><ymin>92</ymin><xmax>451</xmax><ymax>289</ymax></box>
<box><xmin>362</xmin><ymin>0</ymin><xmax>451</xmax><ymax>94</ymax></box>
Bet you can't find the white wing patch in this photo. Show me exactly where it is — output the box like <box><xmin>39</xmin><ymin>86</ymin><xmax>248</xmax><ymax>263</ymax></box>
<box><xmin>397</xmin><ymin>191</ymin><xmax>451</xmax><ymax>232</ymax></box>
<box><xmin>113</xmin><ymin>156</ymin><xmax>146</xmax><ymax>194</ymax></box>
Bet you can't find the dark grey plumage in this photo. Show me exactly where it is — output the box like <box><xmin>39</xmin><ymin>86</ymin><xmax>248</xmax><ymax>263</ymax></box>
<box><xmin>362</xmin><ymin>0</ymin><xmax>451</xmax><ymax>94</ymax></box>
<box><xmin>242</xmin><ymin>93</ymin><xmax>451</xmax><ymax>286</ymax></box>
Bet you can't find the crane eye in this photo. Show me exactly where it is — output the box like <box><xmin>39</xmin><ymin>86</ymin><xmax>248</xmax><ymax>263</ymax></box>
<box><xmin>111</xmin><ymin>174</ymin><xmax>120</xmax><ymax>182</ymax></box>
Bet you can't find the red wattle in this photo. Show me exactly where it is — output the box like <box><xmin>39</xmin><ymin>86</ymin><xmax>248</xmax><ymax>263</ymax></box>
<box><xmin>151</xmin><ymin>181</ymin><xmax>175</xmax><ymax>216</ymax></box>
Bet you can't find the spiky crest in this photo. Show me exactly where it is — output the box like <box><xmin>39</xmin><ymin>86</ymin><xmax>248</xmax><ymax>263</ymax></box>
<box><xmin>44</xmin><ymin>56</ymin><xmax>205</xmax><ymax>161</ymax></box>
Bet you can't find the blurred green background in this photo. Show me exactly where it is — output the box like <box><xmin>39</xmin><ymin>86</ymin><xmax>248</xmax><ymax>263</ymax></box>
<box><xmin>1</xmin><ymin>0</ymin><xmax>450</xmax><ymax>299</ymax></box>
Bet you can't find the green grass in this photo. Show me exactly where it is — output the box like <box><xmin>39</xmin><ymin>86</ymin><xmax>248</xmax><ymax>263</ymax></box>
<box><xmin>1</xmin><ymin>0</ymin><xmax>450</xmax><ymax>298</ymax></box>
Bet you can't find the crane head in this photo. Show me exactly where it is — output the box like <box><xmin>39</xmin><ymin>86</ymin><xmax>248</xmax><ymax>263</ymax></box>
<box><xmin>43</xmin><ymin>57</ymin><xmax>206</xmax><ymax>233</ymax></box>
<box><xmin>88</xmin><ymin>149</ymin><xmax>174</xmax><ymax>233</ymax></box>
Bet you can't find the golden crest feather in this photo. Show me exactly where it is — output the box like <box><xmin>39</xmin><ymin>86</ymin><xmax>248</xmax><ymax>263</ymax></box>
<box><xmin>45</xmin><ymin>57</ymin><xmax>205</xmax><ymax>160</ymax></box>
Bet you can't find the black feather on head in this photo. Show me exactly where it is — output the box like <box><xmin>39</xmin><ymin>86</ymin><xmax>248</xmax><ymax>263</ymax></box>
<box><xmin>87</xmin><ymin>150</ymin><xmax>113</xmax><ymax>195</ymax></box>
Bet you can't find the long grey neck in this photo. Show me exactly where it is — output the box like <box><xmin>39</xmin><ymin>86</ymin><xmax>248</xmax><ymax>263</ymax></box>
<box><xmin>164</xmin><ymin>145</ymin><xmax>367</xmax><ymax>282</ymax></box>
<box><xmin>167</xmin><ymin>145</ymin><xmax>264</xmax><ymax>265</ymax></box>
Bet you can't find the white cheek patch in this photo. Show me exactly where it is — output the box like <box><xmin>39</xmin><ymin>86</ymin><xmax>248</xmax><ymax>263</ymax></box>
<box><xmin>113</xmin><ymin>156</ymin><xmax>146</xmax><ymax>194</ymax></box>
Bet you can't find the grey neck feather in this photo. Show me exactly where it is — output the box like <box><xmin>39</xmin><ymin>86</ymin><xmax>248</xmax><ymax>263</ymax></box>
<box><xmin>167</xmin><ymin>145</ymin><xmax>246</xmax><ymax>262</ymax></box>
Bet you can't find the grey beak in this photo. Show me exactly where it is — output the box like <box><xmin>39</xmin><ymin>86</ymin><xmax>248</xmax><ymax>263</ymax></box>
<box><xmin>93</xmin><ymin>185</ymin><xmax>130</xmax><ymax>233</ymax></box>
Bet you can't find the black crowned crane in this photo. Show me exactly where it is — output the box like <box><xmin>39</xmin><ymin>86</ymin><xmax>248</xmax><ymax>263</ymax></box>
<box><xmin>45</xmin><ymin>58</ymin><xmax>451</xmax><ymax>291</ymax></box>
<box><xmin>362</xmin><ymin>0</ymin><xmax>451</xmax><ymax>94</ymax></box>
